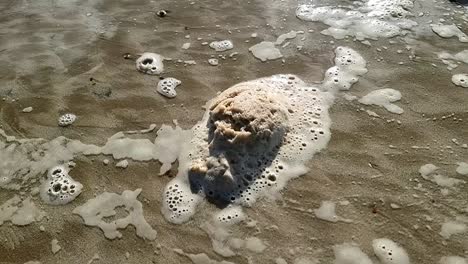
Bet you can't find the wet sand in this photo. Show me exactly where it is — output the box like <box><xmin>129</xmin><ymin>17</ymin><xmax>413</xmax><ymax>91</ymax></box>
<box><xmin>0</xmin><ymin>0</ymin><xmax>467</xmax><ymax>263</ymax></box>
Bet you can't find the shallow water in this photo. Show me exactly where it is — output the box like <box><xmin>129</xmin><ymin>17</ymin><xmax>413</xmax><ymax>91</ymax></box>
<box><xmin>0</xmin><ymin>0</ymin><xmax>467</xmax><ymax>263</ymax></box>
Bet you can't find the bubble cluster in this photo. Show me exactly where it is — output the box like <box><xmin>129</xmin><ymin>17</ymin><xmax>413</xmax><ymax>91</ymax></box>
<box><xmin>136</xmin><ymin>52</ymin><xmax>164</xmax><ymax>75</ymax></box>
<box><xmin>296</xmin><ymin>0</ymin><xmax>416</xmax><ymax>40</ymax></box>
<box><xmin>58</xmin><ymin>113</ymin><xmax>77</xmax><ymax>127</ymax></box>
<box><xmin>372</xmin><ymin>238</ymin><xmax>410</xmax><ymax>264</ymax></box>
<box><xmin>161</xmin><ymin>48</ymin><xmax>367</xmax><ymax>224</ymax></box>
<box><xmin>162</xmin><ymin>178</ymin><xmax>202</xmax><ymax>224</ymax></box>
<box><xmin>213</xmin><ymin>206</ymin><xmax>245</xmax><ymax>226</ymax></box>
<box><xmin>157</xmin><ymin>77</ymin><xmax>181</xmax><ymax>98</ymax></box>
<box><xmin>162</xmin><ymin>74</ymin><xmax>333</xmax><ymax>223</ymax></box>
<box><xmin>40</xmin><ymin>165</ymin><xmax>83</xmax><ymax>205</ymax></box>
<box><xmin>322</xmin><ymin>47</ymin><xmax>367</xmax><ymax>92</ymax></box>
<box><xmin>209</xmin><ymin>40</ymin><xmax>234</xmax><ymax>52</ymax></box>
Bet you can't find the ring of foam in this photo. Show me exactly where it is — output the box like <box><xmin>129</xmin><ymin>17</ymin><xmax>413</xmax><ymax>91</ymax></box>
<box><xmin>136</xmin><ymin>52</ymin><xmax>164</xmax><ymax>75</ymax></box>
<box><xmin>40</xmin><ymin>165</ymin><xmax>83</xmax><ymax>205</ymax></box>
<box><xmin>157</xmin><ymin>77</ymin><xmax>182</xmax><ymax>98</ymax></box>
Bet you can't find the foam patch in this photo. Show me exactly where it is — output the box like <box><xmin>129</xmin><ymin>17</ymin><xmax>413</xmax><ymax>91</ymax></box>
<box><xmin>161</xmin><ymin>47</ymin><xmax>367</xmax><ymax>224</ymax></box>
<box><xmin>439</xmin><ymin>256</ymin><xmax>468</xmax><ymax>264</ymax></box>
<box><xmin>40</xmin><ymin>165</ymin><xmax>83</xmax><ymax>205</ymax></box>
<box><xmin>161</xmin><ymin>177</ymin><xmax>203</xmax><ymax>224</ymax></box>
<box><xmin>58</xmin><ymin>113</ymin><xmax>76</xmax><ymax>127</ymax></box>
<box><xmin>359</xmin><ymin>89</ymin><xmax>403</xmax><ymax>114</ymax></box>
<box><xmin>437</xmin><ymin>50</ymin><xmax>468</xmax><ymax>70</ymax></box>
<box><xmin>209</xmin><ymin>40</ymin><xmax>234</xmax><ymax>52</ymax></box>
<box><xmin>296</xmin><ymin>0</ymin><xmax>416</xmax><ymax>40</ymax></box>
<box><xmin>431</xmin><ymin>24</ymin><xmax>468</xmax><ymax>42</ymax></box>
<box><xmin>136</xmin><ymin>52</ymin><xmax>164</xmax><ymax>75</ymax></box>
<box><xmin>249</xmin><ymin>41</ymin><xmax>283</xmax><ymax>62</ymax></box>
<box><xmin>157</xmin><ymin>77</ymin><xmax>181</xmax><ymax>98</ymax></box>
<box><xmin>372</xmin><ymin>238</ymin><xmax>410</xmax><ymax>264</ymax></box>
<box><xmin>73</xmin><ymin>189</ymin><xmax>157</xmax><ymax>240</ymax></box>
<box><xmin>0</xmin><ymin>196</ymin><xmax>45</xmax><ymax>226</ymax></box>
<box><xmin>333</xmin><ymin>243</ymin><xmax>373</xmax><ymax>264</ymax></box>
<box><xmin>322</xmin><ymin>47</ymin><xmax>368</xmax><ymax>92</ymax></box>
<box><xmin>452</xmin><ymin>74</ymin><xmax>468</xmax><ymax>88</ymax></box>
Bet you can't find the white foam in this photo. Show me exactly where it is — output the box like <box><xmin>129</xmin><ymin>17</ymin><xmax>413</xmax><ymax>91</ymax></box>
<box><xmin>209</xmin><ymin>40</ymin><xmax>234</xmax><ymax>52</ymax></box>
<box><xmin>244</xmin><ymin>237</ymin><xmax>267</xmax><ymax>253</ymax></box>
<box><xmin>208</xmin><ymin>58</ymin><xmax>219</xmax><ymax>66</ymax></box>
<box><xmin>296</xmin><ymin>0</ymin><xmax>416</xmax><ymax>40</ymax></box>
<box><xmin>157</xmin><ymin>77</ymin><xmax>181</xmax><ymax>98</ymax></box>
<box><xmin>51</xmin><ymin>239</ymin><xmax>61</xmax><ymax>254</ymax></box>
<box><xmin>249</xmin><ymin>41</ymin><xmax>283</xmax><ymax>62</ymax></box>
<box><xmin>136</xmin><ymin>52</ymin><xmax>164</xmax><ymax>75</ymax></box>
<box><xmin>440</xmin><ymin>221</ymin><xmax>467</xmax><ymax>239</ymax></box>
<box><xmin>58</xmin><ymin>113</ymin><xmax>77</xmax><ymax>127</ymax></box>
<box><xmin>452</xmin><ymin>74</ymin><xmax>468</xmax><ymax>88</ymax></box>
<box><xmin>359</xmin><ymin>89</ymin><xmax>404</xmax><ymax>114</ymax></box>
<box><xmin>314</xmin><ymin>201</ymin><xmax>352</xmax><ymax>223</ymax></box>
<box><xmin>276</xmin><ymin>30</ymin><xmax>303</xmax><ymax>45</ymax></box>
<box><xmin>431</xmin><ymin>24</ymin><xmax>468</xmax><ymax>42</ymax></box>
<box><xmin>174</xmin><ymin>248</ymin><xmax>235</xmax><ymax>264</ymax></box>
<box><xmin>372</xmin><ymin>238</ymin><xmax>410</xmax><ymax>264</ymax></box>
<box><xmin>162</xmin><ymin>177</ymin><xmax>203</xmax><ymax>224</ymax></box>
<box><xmin>73</xmin><ymin>189</ymin><xmax>157</xmax><ymax>240</ymax></box>
<box><xmin>22</xmin><ymin>107</ymin><xmax>33</xmax><ymax>113</ymax></box>
<box><xmin>437</xmin><ymin>50</ymin><xmax>468</xmax><ymax>71</ymax></box>
<box><xmin>439</xmin><ymin>256</ymin><xmax>468</xmax><ymax>264</ymax></box>
<box><xmin>0</xmin><ymin>196</ymin><xmax>45</xmax><ymax>226</ymax></box>
<box><xmin>419</xmin><ymin>164</ymin><xmax>465</xmax><ymax>188</ymax></box>
<box><xmin>115</xmin><ymin>159</ymin><xmax>129</xmax><ymax>168</ymax></box>
<box><xmin>322</xmin><ymin>47</ymin><xmax>368</xmax><ymax>92</ymax></box>
<box><xmin>333</xmin><ymin>243</ymin><xmax>373</xmax><ymax>264</ymax></box>
<box><xmin>162</xmin><ymin>47</ymin><xmax>367</xmax><ymax>224</ymax></box>
<box><xmin>213</xmin><ymin>206</ymin><xmax>246</xmax><ymax>226</ymax></box>
<box><xmin>456</xmin><ymin>162</ymin><xmax>468</xmax><ymax>175</ymax></box>
<box><xmin>68</xmin><ymin>124</ymin><xmax>191</xmax><ymax>175</ymax></box>
<box><xmin>40</xmin><ymin>165</ymin><xmax>83</xmax><ymax>205</ymax></box>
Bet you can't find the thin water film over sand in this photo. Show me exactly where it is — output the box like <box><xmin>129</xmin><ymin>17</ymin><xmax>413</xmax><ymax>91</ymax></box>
<box><xmin>0</xmin><ymin>0</ymin><xmax>467</xmax><ymax>263</ymax></box>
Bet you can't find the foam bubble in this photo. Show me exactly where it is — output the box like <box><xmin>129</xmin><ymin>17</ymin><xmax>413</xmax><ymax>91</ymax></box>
<box><xmin>439</xmin><ymin>256</ymin><xmax>468</xmax><ymax>264</ymax></box>
<box><xmin>322</xmin><ymin>47</ymin><xmax>367</xmax><ymax>92</ymax></box>
<box><xmin>40</xmin><ymin>165</ymin><xmax>83</xmax><ymax>205</ymax></box>
<box><xmin>296</xmin><ymin>0</ymin><xmax>416</xmax><ymax>40</ymax></box>
<box><xmin>437</xmin><ymin>50</ymin><xmax>468</xmax><ymax>71</ymax></box>
<box><xmin>209</xmin><ymin>40</ymin><xmax>234</xmax><ymax>52</ymax></box>
<box><xmin>208</xmin><ymin>58</ymin><xmax>219</xmax><ymax>66</ymax></box>
<box><xmin>359</xmin><ymin>89</ymin><xmax>403</xmax><ymax>114</ymax></box>
<box><xmin>452</xmin><ymin>74</ymin><xmax>468</xmax><ymax>88</ymax></box>
<box><xmin>213</xmin><ymin>206</ymin><xmax>245</xmax><ymax>226</ymax></box>
<box><xmin>456</xmin><ymin>162</ymin><xmax>468</xmax><ymax>175</ymax></box>
<box><xmin>333</xmin><ymin>243</ymin><xmax>373</xmax><ymax>264</ymax></box>
<box><xmin>0</xmin><ymin>197</ymin><xmax>45</xmax><ymax>226</ymax></box>
<box><xmin>136</xmin><ymin>52</ymin><xmax>164</xmax><ymax>75</ymax></box>
<box><xmin>249</xmin><ymin>41</ymin><xmax>283</xmax><ymax>62</ymax></box>
<box><xmin>440</xmin><ymin>221</ymin><xmax>467</xmax><ymax>239</ymax></box>
<box><xmin>161</xmin><ymin>177</ymin><xmax>202</xmax><ymax>224</ymax></box>
<box><xmin>157</xmin><ymin>77</ymin><xmax>181</xmax><ymax>98</ymax></box>
<box><xmin>419</xmin><ymin>164</ymin><xmax>465</xmax><ymax>188</ymax></box>
<box><xmin>58</xmin><ymin>113</ymin><xmax>77</xmax><ymax>127</ymax></box>
<box><xmin>73</xmin><ymin>189</ymin><xmax>157</xmax><ymax>240</ymax></box>
<box><xmin>372</xmin><ymin>238</ymin><xmax>410</xmax><ymax>264</ymax></box>
<box><xmin>431</xmin><ymin>24</ymin><xmax>468</xmax><ymax>43</ymax></box>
